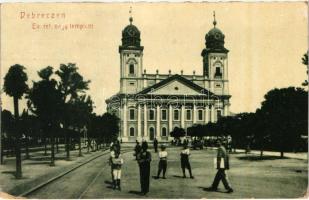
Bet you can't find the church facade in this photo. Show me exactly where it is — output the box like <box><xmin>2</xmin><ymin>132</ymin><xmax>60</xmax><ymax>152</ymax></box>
<box><xmin>106</xmin><ymin>14</ymin><xmax>231</xmax><ymax>142</ymax></box>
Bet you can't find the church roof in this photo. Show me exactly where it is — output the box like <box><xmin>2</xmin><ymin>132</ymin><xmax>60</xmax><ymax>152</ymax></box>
<box><xmin>137</xmin><ymin>74</ymin><xmax>214</xmax><ymax>96</ymax></box>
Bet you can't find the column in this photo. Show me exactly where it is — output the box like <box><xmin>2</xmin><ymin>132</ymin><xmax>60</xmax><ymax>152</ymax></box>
<box><xmin>205</xmin><ymin>106</ymin><xmax>210</xmax><ymax>124</ymax></box>
<box><xmin>123</xmin><ymin>102</ymin><xmax>127</xmax><ymax>139</ymax></box>
<box><xmin>156</xmin><ymin>104</ymin><xmax>160</xmax><ymax>139</ymax></box>
<box><xmin>193</xmin><ymin>104</ymin><xmax>197</xmax><ymax>124</ymax></box>
<box><xmin>168</xmin><ymin>104</ymin><xmax>173</xmax><ymax>134</ymax></box>
<box><xmin>144</xmin><ymin>104</ymin><xmax>148</xmax><ymax>138</ymax></box>
<box><xmin>181</xmin><ymin>105</ymin><xmax>185</xmax><ymax>128</ymax></box>
<box><xmin>137</xmin><ymin>104</ymin><xmax>141</xmax><ymax>139</ymax></box>
<box><xmin>211</xmin><ymin>105</ymin><xmax>215</xmax><ymax>123</ymax></box>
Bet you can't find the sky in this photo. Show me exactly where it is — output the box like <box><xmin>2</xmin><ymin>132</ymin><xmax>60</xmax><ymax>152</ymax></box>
<box><xmin>1</xmin><ymin>2</ymin><xmax>308</xmax><ymax>115</ymax></box>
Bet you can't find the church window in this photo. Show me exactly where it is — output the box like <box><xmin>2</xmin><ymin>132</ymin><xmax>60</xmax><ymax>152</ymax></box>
<box><xmin>186</xmin><ymin>109</ymin><xmax>192</xmax><ymax>120</ymax></box>
<box><xmin>129</xmin><ymin>109</ymin><xmax>135</xmax><ymax>120</ymax></box>
<box><xmin>174</xmin><ymin>110</ymin><xmax>180</xmax><ymax>121</ymax></box>
<box><xmin>149</xmin><ymin>109</ymin><xmax>155</xmax><ymax>120</ymax></box>
<box><xmin>162</xmin><ymin>127</ymin><xmax>167</xmax><ymax>137</ymax></box>
<box><xmin>161</xmin><ymin>109</ymin><xmax>167</xmax><ymax>121</ymax></box>
<box><xmin>217</xmin><ymin>110</ymin><xmax>222</xmax><ymax>120</ymax></box>
<box><xmin>198</xmin><ymin>110</ymin><xmax>203</xmax><ymax>121</ymax></box>
<box><xmin>129</xmin><ymin>64</ymin><xmax>135</xmax><ymax>74</ymax></box>
<box><xmin>129</xmin><ymin>127</ymin><xmax>135</xmax><ymax>137</ymax></box>
<box><xmin>174</xmin><ymin>87</ymin><xmax>179</xmax><ymax>90</ymax></box>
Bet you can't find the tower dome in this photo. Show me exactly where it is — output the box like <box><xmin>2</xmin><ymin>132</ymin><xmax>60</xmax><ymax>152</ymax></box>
<box><xmin>121</xmin><ymin>17</ymin><xmax>141</xmax><ymax>47</ymax></box>
<box><xmin>204</xmin><ymin>12</ymin><xmax>228</xmax><ymax>52</ymax></box>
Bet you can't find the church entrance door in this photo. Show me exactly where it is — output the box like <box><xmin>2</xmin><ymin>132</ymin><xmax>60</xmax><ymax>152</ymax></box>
<box><xmin>149</xmin><ymin>127</ymin><xmax>155</xmax><ymax>141</ymax></box>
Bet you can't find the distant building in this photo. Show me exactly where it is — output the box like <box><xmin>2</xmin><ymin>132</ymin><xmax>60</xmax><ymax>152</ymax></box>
<box><xmin>106</xmin><ymin>13</ymin><xmax>231</xmax><ymax>142</ymax></box>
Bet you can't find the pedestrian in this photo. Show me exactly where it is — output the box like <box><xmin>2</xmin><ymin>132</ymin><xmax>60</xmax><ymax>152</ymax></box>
<box><xmin>137</xmin><ymin>141</ymin><xmax>152</xmax><ymax>195</ymax></box>
<box><xmin>111</xmin><ymin>150</ymin><xmax>124</xmax><ymax>190</ymax></box>
<box><xmin>134</xmin><ymin>140</ymin><xmax>142</xmax><ymax>160</ymax></box>
<box><xmin>180</xmin><ymin>144</ymin><xmax>194</xmax><ymax>179</ymax></box>
<box><xmin>155</xmin><ymin>145</ymin><xmax>168</xmax><ymax>179</ymax></box>
<box><xmin>208</xmin><ymin>139</ymin><xmax>233</xmax><ymax>193</ymax></box>
<box><xmin>153</xmin><ymin>138</ymin><xmax>158</xmax><ymax>153</ymax></box>
<box><xmin>115</xmin><ymin>139</ymin><xmax>121</xmax><ymax>152</ymax></box>
<box><xmin>109</xmin><ymin>145</ymin><xmax>117</xmax><ymax>182</ymax></box>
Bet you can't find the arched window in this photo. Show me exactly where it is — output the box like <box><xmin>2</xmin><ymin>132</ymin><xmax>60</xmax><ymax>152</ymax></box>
<box><xmin>214</xmin><ymin>63</ymin><xmax>222</xmax><ymax>78</ymax></box>
<box><xmin>162</xmin><ymin>127</ymin><xmax>167</xmax><ymax>137</ymax></box>
<box><xmin>129</xmin><ymin>127</ymin><xmax>135</xmax><ymax>137</ymax></box>
<box><xmin>129</xmin><ymin>64</ymin><xmax>135</xmax><ymax>74</ymax></box>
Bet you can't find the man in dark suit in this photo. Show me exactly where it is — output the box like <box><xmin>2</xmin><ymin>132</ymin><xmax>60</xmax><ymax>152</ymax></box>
<box><xmin>153</xmin><ymin>138</ymin><xmax>158</xmax><ymax>153</ymax></box>
<box><xmin>208</xmin><ymin>139</ymin><xmax>233</xmax><ymax>193</ymax></box>
<box><xmin>137</xmin><ymin>141</ymin><xmax>152</xmax><ymax>195</ymax></box>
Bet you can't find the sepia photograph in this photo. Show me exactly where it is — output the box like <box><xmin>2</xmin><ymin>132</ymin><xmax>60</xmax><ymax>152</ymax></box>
<box><xmin>0</xmin><ymin>2</ymin><xmax>308</xmax><ymax>199</ymax></box>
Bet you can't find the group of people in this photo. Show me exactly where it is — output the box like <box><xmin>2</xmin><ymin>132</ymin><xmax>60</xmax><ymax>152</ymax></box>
<box><xmin>109</xmin><ymin>138</ymin><xmax>233</xmax><ymax>195</ymax></box>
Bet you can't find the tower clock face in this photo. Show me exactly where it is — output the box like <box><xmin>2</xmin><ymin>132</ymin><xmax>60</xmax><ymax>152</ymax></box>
<box><xmin>128</xmin><ymin>29</ymin><xmax>135</xmax><ymax>36</ymax></box>
<box><xmin>215</xmin><ymin>33</ymin><xmax>221</xmax><ymax>39</ymax></box>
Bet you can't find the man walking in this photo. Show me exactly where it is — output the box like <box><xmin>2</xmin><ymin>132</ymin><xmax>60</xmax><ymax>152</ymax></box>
<box><xmin>134</xmin><ymin>140</ymin><xmax>141</xmax><ymax>160</ymax></box>
<box><xmin>208</xmin><ymin>139</ymin><xmax>233</xmax><ymax>193</ymax></box>
<box><xmin>153</xmin><ymin>138</ymin><xmax>158</xmax><ymax>153</ymax></box>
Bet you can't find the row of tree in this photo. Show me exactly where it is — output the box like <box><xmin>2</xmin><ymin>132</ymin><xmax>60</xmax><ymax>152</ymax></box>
<box><xmin>2</xmin><ymin>63</ymin><xmax>119</xmax><ymax>178</ymax></box>
<box><xmin>187</xmin><ymin>86</ymin><xmax>308</xmax><ymax>158</ymax></box>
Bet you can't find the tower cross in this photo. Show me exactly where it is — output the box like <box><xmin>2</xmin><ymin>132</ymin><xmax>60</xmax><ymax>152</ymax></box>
<box><xmin>129</xmin><ymin>6</ymin><xmax>133</xmax><ymax>24</ymax></box>
<box><xmin>213</xmin><ymin>11</ymin><xmax>217</xmax><ymax>27</ymax></box>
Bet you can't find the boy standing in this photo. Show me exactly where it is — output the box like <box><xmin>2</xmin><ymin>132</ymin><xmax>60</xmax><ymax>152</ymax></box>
<box><xmin>180</xmin><ymin>144</ymin><xmax>194</xmax><ymax>179</ymax></box>
<box><xmin>111</xmin><ymin>150</ymin><xmax>124</xmax><ymax>190</ymax></box>
<box><xmin>155</xmin><ymin>145</ymin><xmax>168</xmax><ymax>179</ymax></box>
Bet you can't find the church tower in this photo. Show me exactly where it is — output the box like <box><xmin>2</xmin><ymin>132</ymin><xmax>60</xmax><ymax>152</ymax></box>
<box><xmin>119</xmin><ymin>13</ymin><xmax>144</xmax><ymax>94</ymax></box>
<box><xmin>201</xmin><ymin>12</ymin><xmax>229</xmax><ymax>96</ymax></box>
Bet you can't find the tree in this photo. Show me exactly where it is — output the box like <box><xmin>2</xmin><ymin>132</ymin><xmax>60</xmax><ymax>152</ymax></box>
<box><xmin>101</xmin><ymin>112</ymin><xmax>120</xmax><ymax>144</ymax></box>
<box><xmin>3</xmin><ymin>64</ymin><xmax>28</xmax><ymax>178</ymax></box>
<box><xmin>302</xmin><ymin>52</ymin><xmax>308</xmax><ymax>86</ymax></box>
<box><xmin>66</xmin><ymin>95</ymin><xmax>93</xmax><ymax>156</ymax></box>
<box><xmin>170</xmin><ymin>127</ymin><xmax>185</xmax><ymax>139</ymax></box>
<box><xmin>27</xmin><ymin>66</ymin><xmax>63</xmax><ymax>166</ymax></box>
<box><xmin>1</xmin><ymin>109</ymin><xmax>15</xmax><ymax>164</ymax></box>
<box><xmin>55</xmin><ymin>63</ymin><xmax>90</xmax><ymax>160</ymax></box>
<box><xmin>260</xmin><ymin>87</ymin><xmax>308</xmax><ymax>158</ymax></box>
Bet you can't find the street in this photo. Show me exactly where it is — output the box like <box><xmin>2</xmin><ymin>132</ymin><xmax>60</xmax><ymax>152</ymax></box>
<box><xmin>26</xmin><ymin>146</ymin><xmax>307</xmax><ymax>199</ymax></box>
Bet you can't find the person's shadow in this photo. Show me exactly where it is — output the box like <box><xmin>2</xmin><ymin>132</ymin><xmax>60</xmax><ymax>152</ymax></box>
<box><xmin>173</xmin><ymin>175</ymin><xmax>185</xmax><ymax>178</ymax></box>
<box><xmin>198</xmin><ymin>186</ymin><xmax>229</xmax><ymax>193</ymax></box>
<box><xmin>104</xmin><ymin>180</ymin><xmax>113</xmax><ymax>189</ymax></box>
<box><xmin>128</xmin><ymin>190</ymin><xmax>143</xmax><ymax>196</ymax></box>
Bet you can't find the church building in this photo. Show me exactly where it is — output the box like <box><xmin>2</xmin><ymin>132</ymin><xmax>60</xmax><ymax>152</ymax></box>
<box><xmin>106</xmin><ymin>13</ymin><xmax>231</xmax><ymax>142</ymax></box>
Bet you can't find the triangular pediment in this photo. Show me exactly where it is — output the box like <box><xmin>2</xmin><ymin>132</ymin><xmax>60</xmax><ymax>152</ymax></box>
<box><xmin>138</xmin><ymin>74</ymin><xmax>211</xmax><ymax>96</ymax></box>
<box><xmin>149</xmin><ymin>80</ymin><xmax>202</xmax><ymax>95</ymax></box>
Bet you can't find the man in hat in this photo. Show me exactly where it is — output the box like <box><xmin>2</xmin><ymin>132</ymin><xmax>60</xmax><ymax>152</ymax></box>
<box><xmin>208</xmin><ymin>139</ymin><xmax>233</xmax><ymax>193</ymax></box>
<box><xmin>137</xmin><ymin>141</ymin><xmax>152</xmax><ymax>195</ymax></box>
<box><xmin>134</xmin><ymin>140</ymin><xmax>141</xmax><ymax>160</ymax></box>
<box><xmin>153</xmin><ymin>138</ymin><xmax>158</xmax><ymax>153</ymax></box>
